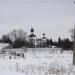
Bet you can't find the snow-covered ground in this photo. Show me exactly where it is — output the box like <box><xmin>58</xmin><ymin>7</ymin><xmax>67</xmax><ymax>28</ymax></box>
<box><xmin>0</xmin><ymin>48</ymin><xmax>75</xmax><ymax>75</ymax></box>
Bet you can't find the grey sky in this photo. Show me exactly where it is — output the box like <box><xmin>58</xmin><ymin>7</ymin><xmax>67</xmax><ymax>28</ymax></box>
<box><xmin>0</xmin><ymin>0</ymin><xmax>75</xmax><ymax>41</ymax></box>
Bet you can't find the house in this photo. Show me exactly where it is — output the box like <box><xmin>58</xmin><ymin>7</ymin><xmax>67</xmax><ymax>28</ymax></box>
<box><xmin>0</xmin><ymin>43</ymin><xmax>10</xmax><ymax>50</ymax></box>
<box><xmin>0</xmin><ymin>43</ymin><xmax>10</xmax><ymax>54</ymax></box>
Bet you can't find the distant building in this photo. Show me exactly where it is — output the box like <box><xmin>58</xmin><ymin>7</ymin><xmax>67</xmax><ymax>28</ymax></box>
<box><xmin>0</xmin><ymin>43</ymin><xmax>11</xmax><ymax>54</ymax></box>
<box><xmin>0</xmin><ymin>43</ymin><xmax>10</xmax><ymax>50</ymax></box>
<box><xmin>28</xmin><ymin>28</ymin><xmax>37</xmax><ymax>47</ymax></box>
<box><xmin>28</xmin><ymin>28</ymin><xmax>47</xmax><ymax>47</ymax></box>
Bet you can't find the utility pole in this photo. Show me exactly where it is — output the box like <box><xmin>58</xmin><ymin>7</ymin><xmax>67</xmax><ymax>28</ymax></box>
<box><xmin>73</xmin><ymin>1</ymin><xmax>75</xmax><ymax>65</ymax></box>
<box><xmin>73</xmin><ymin>24</ymin><xmax>75</xmax><ymax>65</ymax></box>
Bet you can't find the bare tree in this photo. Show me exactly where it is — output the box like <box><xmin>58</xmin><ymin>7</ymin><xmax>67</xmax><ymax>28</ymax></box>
<box><xmin>8</xmin><ymin>29</ymin><xmax>27</xmax><ymax>43</ymax></box>
<box><xmin>1</xmin><ymin>29</ymin><xmax>28</xmax><ymax>48</ymax></box>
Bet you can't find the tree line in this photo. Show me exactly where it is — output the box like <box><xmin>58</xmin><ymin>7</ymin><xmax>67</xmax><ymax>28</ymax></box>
<box><xmin>46</xmin><ymin>37</ymin><xmax>73</xmax><ymax>50</ymax></box>
<box><xmin>0</xmin><ymin>29</ymin><xmax>73</xmax><ymax>50</ymax></box>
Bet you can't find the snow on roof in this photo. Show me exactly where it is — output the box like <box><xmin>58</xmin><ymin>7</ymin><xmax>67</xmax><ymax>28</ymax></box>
<box><xmin>0</xmin><ymin>43</ymin><xmax>9</xmax><ymax>50</ymax></box>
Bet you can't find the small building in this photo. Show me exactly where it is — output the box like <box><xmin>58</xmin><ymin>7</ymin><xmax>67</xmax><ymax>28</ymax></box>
<box><xmin>0</xmin><ymin>43</ymin><xmax>10</xmax><ymax>54</ymax></box>
<box><xmin>0</xmin><ymin>43</ymin><xmax>10</xmax><ymax>50</ymax></box>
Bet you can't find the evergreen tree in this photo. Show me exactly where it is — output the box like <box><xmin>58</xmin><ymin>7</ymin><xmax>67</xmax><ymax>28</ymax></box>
<box><xmin>62</xmin><ymin>38</ymin><xmax>72</xmax><ymax>50</ymax></box>
<box><xmin>49</xmin><ymin>38</ymin><xmax>53</xmax><ymax>47</ymax></box>
<box><xmin>57</xmin><ymin>37</ymin><xmax>62</xmax><ymax>48</ymax></box>
<box><xmin>2</xmin><ymin>35</ymin><xmax>12</xmax><ymax>44</ymax></box>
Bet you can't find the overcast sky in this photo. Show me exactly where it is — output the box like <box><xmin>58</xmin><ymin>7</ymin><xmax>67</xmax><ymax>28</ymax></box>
<box><xmin>0</xmin><ymin>0</ymin><xmax>75</xmax><ymax>41</ymax></box>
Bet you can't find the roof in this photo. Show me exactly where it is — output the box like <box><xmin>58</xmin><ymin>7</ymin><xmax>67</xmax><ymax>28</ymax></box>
<box><xmin>42</xmin><ymin>37</ymin><xmax>46</xmax><ymax>39</ymax></box>
<box><xmin>29</xmin><ymin>34</ymin><xmax>36</xmax><ymax>37</ymax></box>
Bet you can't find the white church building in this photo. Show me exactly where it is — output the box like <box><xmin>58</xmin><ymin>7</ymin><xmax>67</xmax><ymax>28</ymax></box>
<box><xmin>28</xmin><ymin>28</ymin><xmax>47</xmax><ymax>47</ymax></box>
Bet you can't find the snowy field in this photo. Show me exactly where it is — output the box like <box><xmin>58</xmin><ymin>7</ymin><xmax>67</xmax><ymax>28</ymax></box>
<box><xmin>0</xmin><ymin>48</ymin><xmax>75</xmax><ymax>75</ymax></box>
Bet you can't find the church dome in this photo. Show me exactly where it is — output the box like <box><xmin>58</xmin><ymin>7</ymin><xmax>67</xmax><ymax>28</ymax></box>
<box><xmin>29</xmin><ymin>28</ymin><xmax>36</xmax><ymax>37</ymax></box>
<box><xmin>30</xmin><ymin>28</ymin><xmax>34</xmax><ymax>33</ymax></box>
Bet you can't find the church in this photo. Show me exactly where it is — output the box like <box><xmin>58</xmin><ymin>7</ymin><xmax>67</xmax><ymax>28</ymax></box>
<box><xmin>28</xmin><ymin>28</ymin><xmax>47</xmax><ymax>47</ymax></box>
